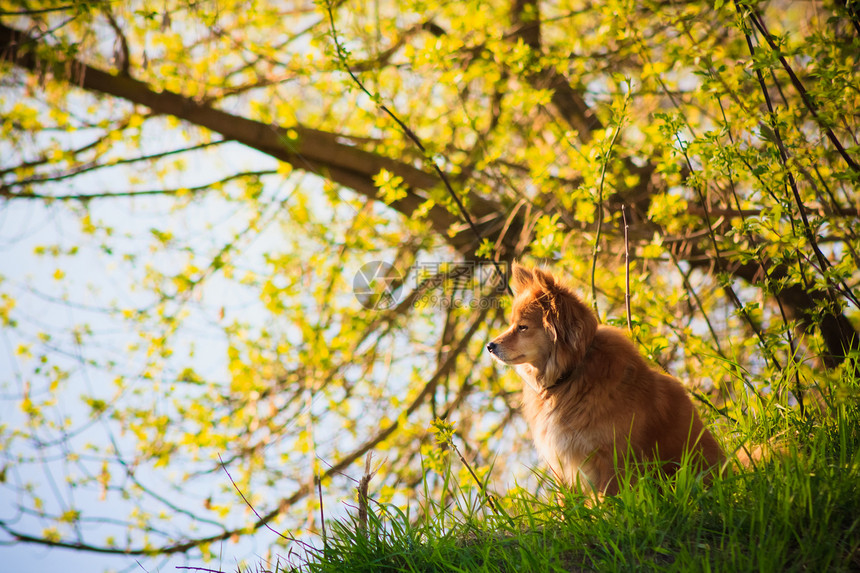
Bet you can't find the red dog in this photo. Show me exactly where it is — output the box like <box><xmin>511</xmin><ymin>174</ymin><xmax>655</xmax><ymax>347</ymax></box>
<box><xmin>487</xmin><ymin>264</ymin><xmax>724</xmax><ymax>494</ymax></box>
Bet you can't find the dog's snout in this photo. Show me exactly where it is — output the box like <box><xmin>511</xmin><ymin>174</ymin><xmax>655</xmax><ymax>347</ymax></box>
<box><xmin>487</xmin><ymin>341</ymin><xmax>497</xmax><ymax>354</ymax></box>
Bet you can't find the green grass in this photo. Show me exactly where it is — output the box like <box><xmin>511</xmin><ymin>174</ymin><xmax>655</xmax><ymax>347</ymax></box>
<box><xmin>285</xmin><ymin>373</ymin><xmax>860</xmax><ymax>573</ymax></box>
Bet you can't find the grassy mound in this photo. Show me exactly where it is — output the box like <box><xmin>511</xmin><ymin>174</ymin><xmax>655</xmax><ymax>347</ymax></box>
<box><xmin>287</xmin><ymin>373</ymin><xmax>860</xmax><ymax>572</ymax></box>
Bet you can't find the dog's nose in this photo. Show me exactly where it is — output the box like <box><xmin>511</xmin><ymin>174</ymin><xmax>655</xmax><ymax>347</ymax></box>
<box><xmin>486</xmin><ymin>342</ymin><xmax>497</xmax><ymax>354</ymax></box>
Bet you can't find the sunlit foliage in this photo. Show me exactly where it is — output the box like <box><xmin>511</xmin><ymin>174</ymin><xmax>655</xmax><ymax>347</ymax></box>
<box><xmin>0</xmin><ymin>0</ymin><xmax>857</xmax><ymax>569</ymax></box>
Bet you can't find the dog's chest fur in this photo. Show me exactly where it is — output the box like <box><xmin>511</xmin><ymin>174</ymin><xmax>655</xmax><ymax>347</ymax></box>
<box><xmin>517</xmin><ymin>365</ymin><xmax>615</xmax><ymax>481</ymax></box>
<box><xmin>530</xmin><ymin>401</ymin><xmax>596</xmax><ymax>471</ymax></box>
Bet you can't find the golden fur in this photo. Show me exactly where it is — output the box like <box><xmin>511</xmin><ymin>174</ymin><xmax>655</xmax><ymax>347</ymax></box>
<box><xmin>487</xmin><ymin>264</ymin><xmax>724</xmax><ymax>495</ymax></box>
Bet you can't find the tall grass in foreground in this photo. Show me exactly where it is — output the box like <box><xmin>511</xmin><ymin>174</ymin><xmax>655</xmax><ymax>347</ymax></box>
<box><xmin>280</xmin><ymin>367</ymin><xmax>860</xmax><ymax>573</ymax></box>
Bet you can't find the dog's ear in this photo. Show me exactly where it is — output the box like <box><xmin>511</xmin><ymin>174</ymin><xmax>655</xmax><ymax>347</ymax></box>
<box><xmin>547</xmin><ymin>285</ymin><xmax>598</xmax><ymax>364</ymax></box>
<box><xmin>511</xmin><ymin>264</ymin><xmax>559</xmax><ymax>294</ymax></box>
<box><xmin>537</xmin><ymin>272</ymin><xmax>597</xmax><ymax>349</ymax></box>
<box><xmin>510</xmin><ymin>263</ymin><xmax>534</xmax><ymax>294</ymax></box>
<box><xmin>532</xmin><ymin>267</ymin><xmax>558</xmax><ymax>291</ymax></box>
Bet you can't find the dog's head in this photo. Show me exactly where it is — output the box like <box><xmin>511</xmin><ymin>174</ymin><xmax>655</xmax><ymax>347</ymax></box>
<box><xmin>487</xmin><ymin>263</ymin><xmax>597</xmax><ymax>387</ymax></box>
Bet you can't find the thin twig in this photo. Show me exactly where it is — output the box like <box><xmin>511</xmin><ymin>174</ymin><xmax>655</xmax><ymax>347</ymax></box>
<box><xmin>622</xmin><ymin>204</ymin><xmax>632</xmax><ymax>333</ymax></box>
<box><xmin>590</xmin><ymin>105</ymin><xmax>627</xmax><ymax>318</ymax></box>
<box><xmin>0</xmin><ymin>4</ymin><xmax>77</xmax><ymax>15</ymax></box>
<box><xmin>746</xmin><ymin>8</ymin><xmax>859</xmax><ymax>174</ymax></box>
<box><xmin>713</xmin><ymin>94</ymin><xmax>806</xmax><ymax>414</ymax></box>
<box><xmin>448</xmin><ymin>439</ymin><xmax>502</xmax><ymax>517</ymax></box>
<box><xmin>674</xmin><ymin>133</ymin><xmax>783</xmax><ymax>376</ymax></box>
<box><xmin>734</xmin><ymin>0</ymin><xmax>860</xmax><ymax>312</ymax></box>
<box><xmin>325</xmin><ymin>1</ymin><xmax>510</xmax><ymax>294</ymax></box>
<box><xmin>317</xmin><ymin>474</ymin><xmax>326</xmax><ymax>549</ymax></box>
<box><xmin>217</xmin><ymin>454</ymin><xmax>319</xmax><ymax>554</ymax></box>
<box><xmin>2</xmin><ymin>169</ymin><xmax>278</xmax><ymax>202</ymax></box>
<box><xmin>357</xmin><ymin>452</ymin><xmax>375</xmax><ymax>534</ymax></box>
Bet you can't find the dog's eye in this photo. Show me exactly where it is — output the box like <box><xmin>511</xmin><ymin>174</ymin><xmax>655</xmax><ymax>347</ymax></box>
<box><xmin>517</xmin><ymin>324</ymin><xmax>528</xmax><ymax>332</ymax></box>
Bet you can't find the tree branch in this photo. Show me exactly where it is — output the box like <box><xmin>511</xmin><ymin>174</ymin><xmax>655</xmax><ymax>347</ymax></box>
<box><xmin>510</xmin><ymin>0</ymin><xmax>603</xmax><ymax>142</ymax></box>
<box><xmin>0</xmin><ymin>22</ymin><xmax>503</xmax><ymax>253</ymax></box>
